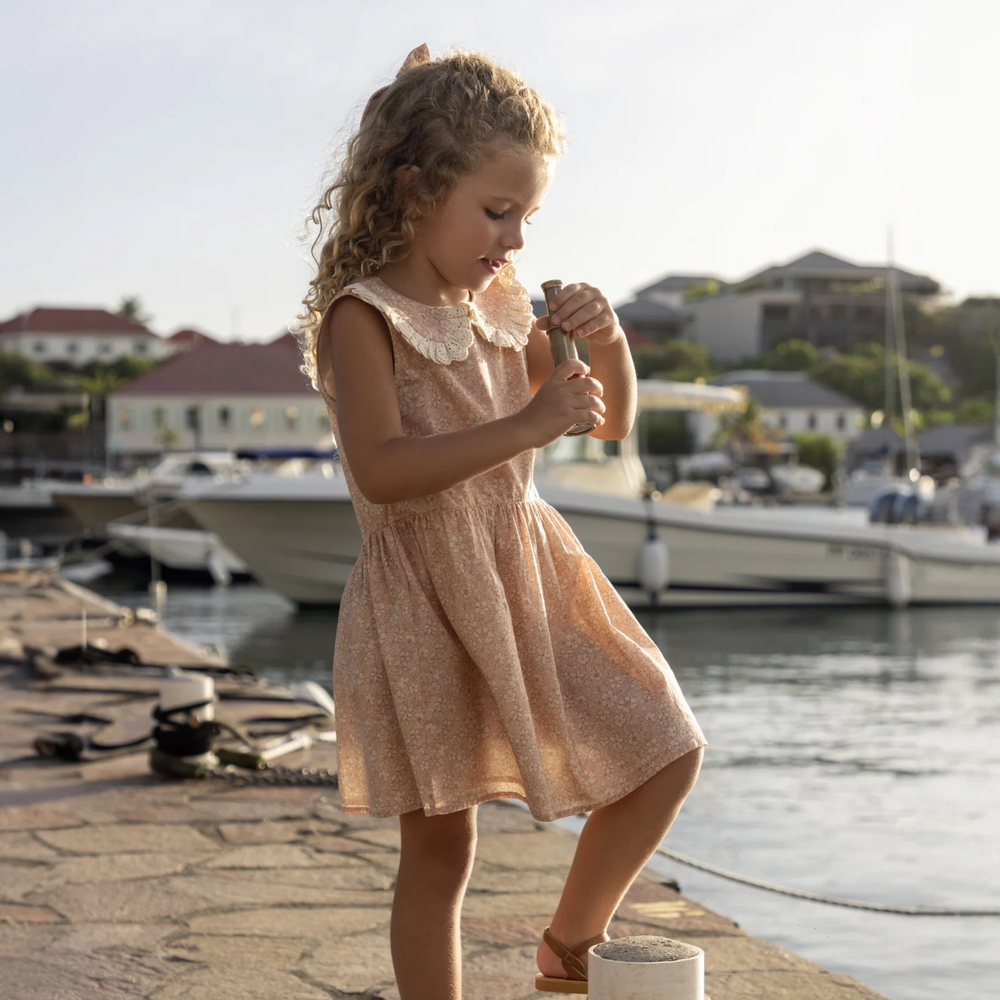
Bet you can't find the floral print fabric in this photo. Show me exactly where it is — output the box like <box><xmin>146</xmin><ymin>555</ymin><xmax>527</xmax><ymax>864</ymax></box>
<box><xmin>318</xmin><ymin>269</ymin><xmax>705</xmax><ymax>820</ymax></box>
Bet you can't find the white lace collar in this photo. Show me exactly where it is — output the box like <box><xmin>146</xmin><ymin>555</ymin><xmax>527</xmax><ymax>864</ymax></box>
<box><xmin>343</xmin><ymin>266</ymin><xmax>534</xmax><ymax>366</ymax></box>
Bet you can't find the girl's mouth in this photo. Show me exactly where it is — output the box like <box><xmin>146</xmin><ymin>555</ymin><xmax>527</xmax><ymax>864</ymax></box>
<box><xmin>481</xmin><ymin>258</ymin><xmax>505</xmax><ymax>275</ymax></box>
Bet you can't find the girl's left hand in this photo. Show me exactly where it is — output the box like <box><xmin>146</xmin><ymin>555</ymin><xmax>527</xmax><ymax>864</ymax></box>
<box><xmin>539</xmin><ymin>282</ymin><xmax>623</xmax><ymax>348</ymax></box>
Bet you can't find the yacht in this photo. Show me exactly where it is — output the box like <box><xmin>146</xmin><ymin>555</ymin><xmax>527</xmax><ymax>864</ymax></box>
<box><xmin>50</xmin><ymin>452</ymin><xmax>246</xmax><ymax>538</ymax></box>
<box><xmin>181</xmin><ymin>382</ymin><xmax>1000</xmax><ymax>608</ymax></box>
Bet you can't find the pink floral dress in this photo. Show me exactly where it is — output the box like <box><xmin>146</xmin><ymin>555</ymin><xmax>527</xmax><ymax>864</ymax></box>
<box><xmin>317</xmin><ymin>267</ymin><xmax>705</xmax><ymax>820</ymax></box>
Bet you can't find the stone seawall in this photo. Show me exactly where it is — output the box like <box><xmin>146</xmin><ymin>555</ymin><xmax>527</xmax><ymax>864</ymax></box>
<box><xmin>0</xmin><ymin>569</ymin><xmax>887</xmax><ymax>999</ymax></box>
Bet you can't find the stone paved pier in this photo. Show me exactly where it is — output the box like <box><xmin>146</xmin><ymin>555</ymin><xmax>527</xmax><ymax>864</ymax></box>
<box><xmin>0</xmin><ymin>569</ymin><xmax>888</xmax><ymax>999</ymax></box>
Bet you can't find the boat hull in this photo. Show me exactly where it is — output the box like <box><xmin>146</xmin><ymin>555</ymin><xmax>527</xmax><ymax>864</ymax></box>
<box><xmin>183</xmin><ymin>480</ymin><xmax>1000</xmax><ymax>607</ymax></box>
<box><xmin>183</xmin><ymin>494</ymin><xmax>361</xmax><ymax>604</ymax></box>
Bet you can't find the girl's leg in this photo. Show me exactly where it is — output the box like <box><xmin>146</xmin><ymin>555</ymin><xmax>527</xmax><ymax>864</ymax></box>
<box><xmin>391</xmin><ymin>804</ymin><xmax>478</xmax><ymax>1000</ymax></box>
<box><xmin>537</xmin><ymin>747</ymin><xmax>703</xmax><ymax>979</ymax></box>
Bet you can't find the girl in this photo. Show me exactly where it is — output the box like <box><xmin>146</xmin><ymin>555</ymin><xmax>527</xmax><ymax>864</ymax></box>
<box><xmin>300</xmin><ymin>45</ymin><xmax>705</xmax><ymax>1000</ymax></box>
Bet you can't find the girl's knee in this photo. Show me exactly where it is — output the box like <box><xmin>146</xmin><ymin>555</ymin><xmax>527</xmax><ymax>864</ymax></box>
<box><xmin>399</xmin><ymin>806</ymin><xmax>477</xmax><ymax>876</ymax></box>
<box><xmin>667</xmin><ymin>745</ymin><xmax>703</xmax><ymax>779</ymax></box>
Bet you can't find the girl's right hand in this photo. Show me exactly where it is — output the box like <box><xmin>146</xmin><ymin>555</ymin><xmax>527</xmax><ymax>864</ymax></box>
<box><xmin>517</xmin><ymin>359</ymin><xmax>606</xmax><ymax>448</ymax></box>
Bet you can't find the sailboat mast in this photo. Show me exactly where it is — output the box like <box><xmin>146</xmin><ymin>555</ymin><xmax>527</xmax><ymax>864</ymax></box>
<box><xmin>886</xmin><ymin>228</ymin><xmax>920</xmax><ymax>477</ymax></box>
<box><xmin>883</xmin><ymin>253</ymin><xmax>895</xmax><ymax>429</ymax></box>
<box><xmin>994</xmin><ymin>327</ymin><xmax>1000</xmax><ymax>448</ymax></box>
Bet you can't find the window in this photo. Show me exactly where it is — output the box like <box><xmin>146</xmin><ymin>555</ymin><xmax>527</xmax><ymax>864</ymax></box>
<box><xmin>153</xmin><ymin>407</ymin><xmax>166</xmax><ymax>429</ymax></box>
<box><xmin>66</xmin><ymin>342</ymin><xmax>79</xmax><ymax>355</ymax></box>
<box><xmin>33</xmin><ymin>340</ymin><xmax>46</xmax><ymax>353</ymax></box>
<box><xmin>856</xmin><ymin>306</ymin><xmax>873</xmax><ymax>321</ymax></box>
<box><xmin>809</xmin><ymin>305</ymin><xmax>823</xmax><ymax>320</ymax></box>
<box><xmin>779</xmin><ymin>414</ymin><xmax>787</xmax><ymax>430</ymax></box>
<box><xmin>762</xmin><ymin>304</ymin><xmax>790</xmax><ymax>321</ymax></box>
<box><xmin>133</xmin><ymin>341</ymin><xmax>148</xmax><ymax>354</ymax></box>
<box><xmin>185</xmin><ymin>406</ymin><xmax>200</xmax><ymax>431</ymax></box>
<box><xmin>830</xmin><ymin>304</ymin><xmax>846</xmax><ymax>321</ymax></box>
<box><xmin>97</xmin><ymin>342</ymin><xmax>113</xmax><ymax>355</ymax></box>
<box><xmin>807</xmin><ymin>413</ymin><xmax>817</xmax><ymax>430</ymax></box>
<box><xmin>217</xmin><ymin>406</ymin><xmax>231</xmax><ymax>431</ymax></box>
<box><xmin>836</xmin><ymin>413</ymin><xmax>846</xmax><ymax>431</ymax></box>
<box><xmin>249</xmin><ymin>407</ymin><xmax>266</xmax><ymax>429</ymax></box>
<box><xmin>317</xmin><ymin>407</ymin><xmax>330</xmax><ymax>431</ymax></box>
<box><xmin>119</xmin><ymin>408</ymin><xmax>132</xmax><ymax>431</ymax></box>
<box><xmin>284</xmin><ymin>405</ymin><xmax>299</xmax><ymax>431</ymax></box>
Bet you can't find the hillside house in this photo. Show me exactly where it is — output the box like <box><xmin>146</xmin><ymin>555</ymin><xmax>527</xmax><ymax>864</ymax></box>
<box><xmin>107</xmin><ymin>334</ymin><xmax>331</xmax><ymax>465</ymax></box>
<box><xmin>688</xmin><ymin>370</ymin><xmax>865</xmax><ymax>450</ymax></box>
<box><xmin>683</xmin><ymin>250</ymin><xmax>940</xmax><ymax>361</ymax></box>
<box><xmin>0</xmin><ymin>307</ymin><xmax>170</xmax><ymax>365</ymax></box>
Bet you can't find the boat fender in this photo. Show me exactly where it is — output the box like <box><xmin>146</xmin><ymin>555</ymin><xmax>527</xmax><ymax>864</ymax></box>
<box><xmin>638</xmin><ymin>535</ymin><xmax>670</xmax><ymax>594</ymax></box>
<box><xmin>206</xmin><ymin>549</ymin><xmax>232</xmax><ymax>587</ymax></box>
<box><xmin>869</xmin><ymin>487</ymin><xmax>900</xmax><ymax>524</ymax></box>
<box><xmin>885</xmin><ymin>551</ymin><xmax>911</xmax><ymax>609</ymax></box>
<box><xmin>892</xmin><ymin>491</ymin><xmax>921</xmax><ymax>525</ymax></box>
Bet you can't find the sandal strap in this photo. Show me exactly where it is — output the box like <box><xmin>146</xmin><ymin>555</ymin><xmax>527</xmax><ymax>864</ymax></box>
<box><xmin>542</xmin><ymin>926</ymin><xmax>610</xmax><ymax>982</ymax></box>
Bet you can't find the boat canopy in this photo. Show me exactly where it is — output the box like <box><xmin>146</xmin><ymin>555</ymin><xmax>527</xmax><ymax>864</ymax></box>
<box><xmin>635</xmin><ymin>380</ymin><xmax>746</xmax><ymax>414</ymax></box>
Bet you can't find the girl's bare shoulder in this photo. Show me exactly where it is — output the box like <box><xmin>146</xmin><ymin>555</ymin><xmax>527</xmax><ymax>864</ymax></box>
<box><xmin>317</xmin><ymin>293</ymin><xmax>395</xmax><ymax>400</ymax></box>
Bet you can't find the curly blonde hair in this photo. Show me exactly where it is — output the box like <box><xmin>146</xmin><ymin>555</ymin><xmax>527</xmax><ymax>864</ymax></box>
<box><xmin>298</xmin><ymin>47</ymin><xmax>565</xmax><ymax>386</ymax></box>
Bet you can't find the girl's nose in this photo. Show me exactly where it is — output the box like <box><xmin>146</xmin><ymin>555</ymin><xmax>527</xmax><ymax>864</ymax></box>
<box><xmin>502</xmin><ymin>223</ymin><xmax>526</xmax><ymax>251</ymax></box>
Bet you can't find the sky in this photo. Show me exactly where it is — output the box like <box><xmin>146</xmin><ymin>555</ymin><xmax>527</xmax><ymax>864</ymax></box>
<box><xmin>2</xmin><ymin>0</ymin><xmax>998</xmax><ymax>342</ymax></box>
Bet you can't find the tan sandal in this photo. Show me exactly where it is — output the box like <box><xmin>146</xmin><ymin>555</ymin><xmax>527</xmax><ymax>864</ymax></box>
<box><xmin>534</xmin><ymin>924</ymin><xmax>610</xmax><ymax>994</ymax></box>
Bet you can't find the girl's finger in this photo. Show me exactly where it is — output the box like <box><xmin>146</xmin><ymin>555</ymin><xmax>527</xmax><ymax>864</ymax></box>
<box><xmin>570</xmin><ymin>376</ymin><xmax>603</xmax><ymax>395</ymax></box>
<box><xmin>575</xmin><ymin>313</ymin><xmax>614</xmax><ymax>338</ymax></box>
<box><xmin>550</xmin><ymin>286</ymin><xmax>594</xmax><ymax>323</ymax></box>
<box><xmin>561</xmin><ymin>299</ymin><xmax>604</xmax><ymax>331</ymax></box>
<box><xmin>549</xmin><ymin>283</ymin><xmax>586</xmax><ymax>314</ymax></box>
<box><xmin>574</xmin><ymin>393</ymin><xmax>606</xmax><ymax>414</ymax></box>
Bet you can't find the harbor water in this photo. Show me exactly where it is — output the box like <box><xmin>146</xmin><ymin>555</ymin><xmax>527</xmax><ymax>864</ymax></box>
<box><xmin>91</xmin><ymin>576</ymin><xmax>1000</xmax><ymax>1000</ymax></box>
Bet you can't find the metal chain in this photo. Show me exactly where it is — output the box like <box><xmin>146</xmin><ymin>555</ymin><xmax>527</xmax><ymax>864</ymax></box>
<box><xmin>206</xmin><ymin>763</ymin><xmax>339</xmax><ymax>786</ymax></box>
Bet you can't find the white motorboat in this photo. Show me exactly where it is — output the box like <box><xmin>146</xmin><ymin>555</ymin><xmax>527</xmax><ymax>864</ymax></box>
<box><xmin>104</xmin><ymin>523</ymin><xmax>250</xmax><ymax>585</ymax></box>
<box><xmin>181</xmin><ymin>381</ymin><xmax>1000</xmax><ymax>608</ymax></box>
<box><xmin>50</xmin><ymin>452</ymin><xmax>248</xmax><ymax>537</ymax></box>
<box><xmin>181</xmin><ymin>459</ymin><xmax>358</xmax><ymax>603</ymax></box>
<box><xmin>0</xmin><ymin>479</ymin><xmax>86</xmax><ymax>539</ymax></box>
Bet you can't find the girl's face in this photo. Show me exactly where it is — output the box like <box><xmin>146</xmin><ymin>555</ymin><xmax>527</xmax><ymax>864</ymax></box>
<box><xmin>407</xmin><ymin>146</ymin><xmax>555</xmax><ymax>304</ymax></box>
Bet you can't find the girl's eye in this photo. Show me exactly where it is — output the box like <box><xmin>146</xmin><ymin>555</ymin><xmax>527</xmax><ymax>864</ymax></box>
<box><xmin>485</xmin><ymin>209</ymin><xmax>504</xmax><ymax>221</ymax></box>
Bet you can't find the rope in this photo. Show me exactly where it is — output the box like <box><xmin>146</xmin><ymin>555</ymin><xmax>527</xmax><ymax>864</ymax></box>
<box><xmin>654</xmin><ymin>846</ymin><xmax>1000</xmax><ymax>917</ymax></box>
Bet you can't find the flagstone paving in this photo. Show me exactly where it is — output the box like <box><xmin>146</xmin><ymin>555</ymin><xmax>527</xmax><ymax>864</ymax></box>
<box><xmin>0</xmin><ymin>569</ymin><xmax>888</xmax><ymax>998</ymax></box>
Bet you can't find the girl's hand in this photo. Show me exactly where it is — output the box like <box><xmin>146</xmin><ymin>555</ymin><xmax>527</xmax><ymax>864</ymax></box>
<box><xmin>539</xmin><ymin>282</ymin><xmax>623</xmax><ymax>348</ymax></box>
<box><xmin>516</xmin><ymin>359</ymin><xmax>605</xmax><ymax>448</ymax></box>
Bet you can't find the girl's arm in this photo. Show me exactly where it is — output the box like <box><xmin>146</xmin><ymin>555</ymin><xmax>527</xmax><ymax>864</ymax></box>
<box><xmin>528</xmin><ymin>283</ymin><xmax>637</xmax><ymax>440</ymax></box>
<box><xmin>320</xmin><ymin>296</ymin><xmax>606</xmax><ymax>505</ymax></box>
<box><xmin>584</xmin><ymin>332</ymin><xmax>636</xmax><ymax>441</ymax></box>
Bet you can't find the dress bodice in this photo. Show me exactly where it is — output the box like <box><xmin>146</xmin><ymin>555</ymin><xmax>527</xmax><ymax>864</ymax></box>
<box><xmin>316</xmin><ymin>268</ymin><xmax>538</xmax><ymax>537</ymax></box>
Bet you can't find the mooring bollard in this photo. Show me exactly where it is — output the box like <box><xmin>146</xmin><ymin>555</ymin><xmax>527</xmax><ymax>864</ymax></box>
<box><xmin>588</xmin><ymin>935</ymin><xmax>705</xmax><ymax>999</ymax></box>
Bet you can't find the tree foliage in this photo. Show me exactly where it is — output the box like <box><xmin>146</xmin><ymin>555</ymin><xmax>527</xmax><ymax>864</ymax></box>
<box><xmin>764</xmin><ymin>339</ymin><xmax>818</xmax><ymax>371</ymax></box>
<box><xmin>0</xmin><ymin>354</ymin><xmax>70</xmax><ymax>393</ymax></box>
<box><xmin>945</xmin><ymin>331</ymin><xmax>998</xmax><ymax>400</ymax></box>
<box><xmin>809</xmin><ymin>344</ymin><xmax>951</xmax><ymax>412</ymax></box>
<box><xmin>632</xmin><ymin>340</ymin><xmax>714</xmax><ymax>382</ymax></box>
<box><xmin>792</xmin><ymin>432</ymin><xmax>840</xmax><ymax>488</ymax></box>
<box><xmin>117</xmin><ymin>295</ymin><xmax>153</xmax><ymax>326</ymax></box>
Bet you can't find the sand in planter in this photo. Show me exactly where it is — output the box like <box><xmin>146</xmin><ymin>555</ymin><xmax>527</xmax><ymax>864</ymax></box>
<box><xmin>592</xmin><ymin>936</ymin><xmax>701</xmax><ymax>963</ymax></box>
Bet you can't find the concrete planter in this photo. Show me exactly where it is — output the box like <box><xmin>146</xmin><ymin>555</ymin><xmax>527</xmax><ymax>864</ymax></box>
<box><xmin>588</xmin><ymin>936</ymin><xmax>704</xmax><ymax>999</ymax></box>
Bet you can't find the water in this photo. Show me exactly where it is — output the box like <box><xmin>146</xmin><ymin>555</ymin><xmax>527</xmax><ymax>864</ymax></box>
<box><xmin>91</xmin><ymin>576</ymin><xmax>1000</xmax><ymax>1000</ymax></box>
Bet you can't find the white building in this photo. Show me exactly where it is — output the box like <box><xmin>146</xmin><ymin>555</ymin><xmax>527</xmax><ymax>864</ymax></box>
<box><xmin>623</xmin><ymin>250</ymin><xmax>941</xmax><ymax>363</ymax></box>
<box><xmin>689</xmin><ymin>370</ymin><xmax>866</xmax><ymax>450</ymax></box>
<box><xmin>107</xmin><ymin>334</ymin><xmax>332</xmax><ymax>463</ymax></box>
<box><xmin>0</xmin><ymin>307</ymin><xmax>170</xmax><ymax>364</ymax></box>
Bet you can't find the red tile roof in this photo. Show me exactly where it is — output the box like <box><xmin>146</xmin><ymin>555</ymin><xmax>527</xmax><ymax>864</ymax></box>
<box><xmin>0</xmin><ymin>307</ymin><xmax>155</xmax><ymax>336</ymax></box>
<box><xmin>166</xmin><ymin>327</ymin><xmax>222</xmax><ymax>346</ymax></box>
<box><xmin>621</xmin><ymin>325</ymin><xmax>658</xmax><ymax>349</ymax></box>
<box><xmin>113</xmin><ymin>337</ymin><xmax>313</xmax><ymax>396</ymax></box>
